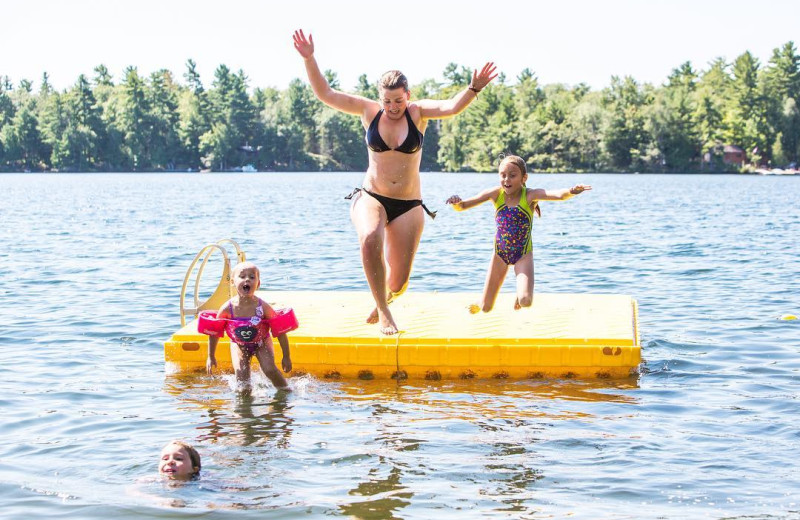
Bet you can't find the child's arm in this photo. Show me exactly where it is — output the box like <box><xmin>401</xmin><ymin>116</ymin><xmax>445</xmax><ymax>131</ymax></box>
<box><xmin>264</xmin><ymin>302</ymin><xmax>292</xmax><ymax>373</ymax></box>
<box><xmin>206</xmin><ymin>304</ymin><xmax>230</xmax><ymax>375</ymax></box>
<box><xmin>528</xmin><ymin>184</ymin><xmax>592</xmax><ymax>203</ymax></box>
<box><xmin>277</xmin><ymin>333</ymin><xmax>292</xmax><ymax>373</ymax></box>
<box><xmin>446</xmin><ymin>187</ymin><xmax>499</xmax><ymax>211</ymax></box>
<box><xmin>206</xmin><ymin>336</ymin><xmax>219</xmax><ymax>375</ymax></box>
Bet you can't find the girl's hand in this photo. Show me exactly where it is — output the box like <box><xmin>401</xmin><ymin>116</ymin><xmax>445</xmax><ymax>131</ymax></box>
<box><xmin>206</xmin><ymin>356</ymin><xmax>217</xmax><ymax>375</ymax></box>
<box><xmin>445</xmin><ymin>195</ymin><xmax>462</xmax><ymax>205</ymax></box>
<box><xmin>292</xmin><ymin>29</ymin><xmax>314</xmax><ymax>58</ymax></box>
<box><xmin>281</xmin><ymin>357</ymin><xmax>292</xmax><ymax>373</ymax></box>
<box><xmin>470</xmin><ymin>62</ymin><xmax>498</xmax><ymax>92</ymax></box>
<box><xmin>569</xmin><ymin>184</ymin><xmax>592</xmax><ymax>195</ymax></box>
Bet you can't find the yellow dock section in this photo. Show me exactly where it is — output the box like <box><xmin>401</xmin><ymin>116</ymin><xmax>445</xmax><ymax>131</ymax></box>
<box><xmin>164</xmin><ymin>291</ymin><xmax>640</xmax><ymax>379</ymax></box>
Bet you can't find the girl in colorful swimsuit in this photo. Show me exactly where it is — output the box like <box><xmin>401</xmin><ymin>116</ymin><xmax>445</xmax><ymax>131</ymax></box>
<box><xmin>206</xmin><ymin>262</ymin><xmax>292</xmax><ymax>391</ymax></box>
<box><xmin>446</xmin><ymin>155</ymin><xmax>591</xmax><ymax>313</ymax></box>
<box><xmin>293</xmin><ymin>29</ymin><xmax>497</xmax><ymax>335</ymax></box>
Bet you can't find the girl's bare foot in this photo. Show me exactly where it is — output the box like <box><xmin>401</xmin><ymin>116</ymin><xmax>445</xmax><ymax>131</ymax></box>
<box><xmin>514</xmin><ymin>298</ymin><xmax>521</xmax><ymax>310</ymax></box>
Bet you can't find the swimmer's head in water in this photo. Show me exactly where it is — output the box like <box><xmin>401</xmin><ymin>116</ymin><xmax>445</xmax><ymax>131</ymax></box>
<box><xmin>379</xmin><ymin>70</ymin><xmax>409</xmax><ymax>93</ymax></box>
<box><xmin>159</xmin><ymin>441</ymin><xmax>201</xmax><ymax>480</ymax></box>
<box><xmin>231</xmin><ymin>261</ymin><xmax>261</xmax><ymax>296</ymax></box>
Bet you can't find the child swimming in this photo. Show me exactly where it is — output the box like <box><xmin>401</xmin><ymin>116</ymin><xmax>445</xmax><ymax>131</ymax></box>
<box><xmin>446</xmin><ymin>155</ymin><xmax>591</xmax><ymax>313</ymax></box>
<box><xmin>159</xmin><ymin>441</ymin><xmax>201</xmax><ymax>480</ymax></box>
<box><xmin>206</xmin><ymin>261</ymin><xmax>292</xmax><ymax>391</ymax></box>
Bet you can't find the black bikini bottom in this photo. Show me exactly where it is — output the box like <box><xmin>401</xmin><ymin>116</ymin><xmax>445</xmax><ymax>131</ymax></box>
<box><xmin>345</xmin><ymin>187</ymin><xmax>436</xmax><ymax>223</ymax></box>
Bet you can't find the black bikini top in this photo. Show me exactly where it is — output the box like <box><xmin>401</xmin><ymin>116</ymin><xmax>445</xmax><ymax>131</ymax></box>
<box><xmin>365</xmin><ymin>109</ymin><xmax>424</xmax><ymax>154</ymax></box>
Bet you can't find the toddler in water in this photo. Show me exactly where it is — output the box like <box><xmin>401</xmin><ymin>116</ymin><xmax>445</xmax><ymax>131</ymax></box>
<box><xmin>446</xmin><ymin>155</ymin><xmax>591</xmax><ymax>313</ymax></box>
<box><xmin>206</xmin><ymin>261</ymin><xmax>292</xmax><ymax>391</ymax></box>
<box><xmin>159</xmin><ymin>441</ymin><xmax>201</xmax><ymax>480</ymax></box>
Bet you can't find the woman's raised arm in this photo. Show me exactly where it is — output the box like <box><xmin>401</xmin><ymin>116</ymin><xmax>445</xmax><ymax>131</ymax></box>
<box><xmin>293</xmin><ymin>29</ymin><xmax>374</xmax><ymax>117</ymax></box>
<box><xmin>416</xmin><ymin>62</ymin><xmax>498</xmax><ymax>119</ymax></box>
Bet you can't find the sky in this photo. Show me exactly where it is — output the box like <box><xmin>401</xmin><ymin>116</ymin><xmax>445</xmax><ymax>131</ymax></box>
<box><xmin>3</xmin><ymin>0</ymin><xmax>799</xmax><ymax>93</ymax></box>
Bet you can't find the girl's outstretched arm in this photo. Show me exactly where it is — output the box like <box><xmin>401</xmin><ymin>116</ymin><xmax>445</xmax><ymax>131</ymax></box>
<box><xmin>292</xmin><ymin>29</ymin><xmax>375</xmax><ymax>117</ymax></box>
<box><xmin>446</xmin><ymin>187</ymin><xmax>499</xmax><ymax>211</ymax></box>
<box><xmin>416</xmin><ymin>62</ymin><xmax>498</xmax><ymax>119</ymax></box>
<box><xmin>528</xmin><ymin>184</ymin><xmax>592</xmax><ymax>203</ymax></box>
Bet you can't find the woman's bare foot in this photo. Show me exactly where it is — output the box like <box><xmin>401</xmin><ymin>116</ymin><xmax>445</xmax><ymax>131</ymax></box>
<box><xmin>378</xmin><ymin>308</ymin><xmax>399</xmax><ymax>335</ymax></box>
<box><xmin>366</xmin><ymin>307</ymin><xmax>379</xmax><ymax>324</ymax></box>
<box><xmin>366</xmin><ymin>290</ymin><xmax>397</xmax><ymax>324</ymax></box>
<box><xmin>514</xmin><ymin>298</ymin><xmax>521</xmax><ymax>310</ymax></box>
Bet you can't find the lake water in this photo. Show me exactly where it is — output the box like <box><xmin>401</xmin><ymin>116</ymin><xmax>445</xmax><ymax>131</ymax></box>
<box><xmin>1</xmin><ymin>172</ymin><xmax>799</xmax><ymax>519</ymax></box>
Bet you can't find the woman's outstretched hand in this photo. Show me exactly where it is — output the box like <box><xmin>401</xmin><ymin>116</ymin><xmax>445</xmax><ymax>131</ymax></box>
<box><xmin>445</xmin><ymin>195</ymin><xmax>463</xmax><ymax>205</ymax></box>
<box><xmin>293</xmin><ymin>29</ymin><xmax>314</xmax><ymax>58</ymax></box>
<box><xmin>471</xmin><ymin>62</ymin><xmax>498</xmax><ymax>91</ymax></box>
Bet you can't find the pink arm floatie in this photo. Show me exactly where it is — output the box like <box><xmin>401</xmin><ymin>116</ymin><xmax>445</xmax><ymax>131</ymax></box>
<box><xmin>197</xmin><ymin>310</ymin><xmax>226</xmax><ymax>337</ymax></box>
<box><xmin>268</xmin><ymin>308</ymin><xmax>299</xmax><ymax>336</ymax></box>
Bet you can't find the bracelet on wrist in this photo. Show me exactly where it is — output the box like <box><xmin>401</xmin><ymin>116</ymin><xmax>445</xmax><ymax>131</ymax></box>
<box><xmin>468</xmin><ymin>86</ymin><xmax>481</xmax><ymax>94</ymax></box>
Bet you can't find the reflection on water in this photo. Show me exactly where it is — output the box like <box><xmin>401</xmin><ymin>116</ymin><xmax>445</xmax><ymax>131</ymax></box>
<box><xmin>158</xmin><ymin>373</ymin><xmax>641</xmax><ymax>515</ymax></box>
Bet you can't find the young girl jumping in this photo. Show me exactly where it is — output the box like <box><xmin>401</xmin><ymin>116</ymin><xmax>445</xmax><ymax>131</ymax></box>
<box><xmin>446</xmin><ymin>155</ymin><xmax>591</xmax><ymax>313</ymax></box>
<box><xmin>205</xmin><ymin>261</ymin><xmax>292</xmax><ymax>391</ymax></box>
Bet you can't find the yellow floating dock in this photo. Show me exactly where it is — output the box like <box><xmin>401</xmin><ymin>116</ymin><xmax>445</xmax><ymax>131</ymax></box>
<box><xmin>165</xmin><ymin>290</ymin><xmax>640</xmax><ymax>379</ymax></box>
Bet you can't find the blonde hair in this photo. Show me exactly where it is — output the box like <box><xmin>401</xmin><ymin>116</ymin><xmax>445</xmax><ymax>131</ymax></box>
<box><xmin>231</xmin><ymin>261</ymin><xmax>260</xmax><ymax>280</ymax></box>
<box><xmin>379</xmin><ymin>70</ymin><xmax>409</xmax><ymax>93</ymax></box>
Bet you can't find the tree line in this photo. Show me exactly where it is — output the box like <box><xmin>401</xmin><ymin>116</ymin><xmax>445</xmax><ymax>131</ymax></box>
<box><xmin>1</xmin><ymin>42</ymin><xmax>798</xmax><ymax>173</ymax></box>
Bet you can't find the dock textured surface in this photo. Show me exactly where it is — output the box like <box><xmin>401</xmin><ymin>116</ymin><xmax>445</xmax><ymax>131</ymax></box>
<box><xmin>164</xmin><ymin>291</ymin><xmax>640</xmax><ymax>379</ymax></box>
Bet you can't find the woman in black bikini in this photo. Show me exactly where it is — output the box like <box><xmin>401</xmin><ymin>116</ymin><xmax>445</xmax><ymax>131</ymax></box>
<box><xmin>293</xmin><ymin>29</ymin><xmax>496</xmax><ymax>335</ymax></box>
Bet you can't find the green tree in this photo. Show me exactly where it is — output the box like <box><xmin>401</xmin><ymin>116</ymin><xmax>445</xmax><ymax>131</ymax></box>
<box><xmin>603</xmin><ymin>76</ymin><xmax>652</xmax><ymax>170</ymax></box>
<box><xmin>147</xmin><ymin>69</ymin><xmax>181</xmax><ymax>169</ymax></box>
<box><xmin>200</xmin><ymin>65</ymin><xmax>257</xmax><ymax>170</ymax></box>
<box><xmin>647</xmin><ymin>62</ymin><xmax>702</xmax><ymax>171</ymax></box>
<box><xmin>765</xmin><ymin>42</ymin><xmax>800</xmax><ymax>164</ymax></box>
<box><xmin>117</xmin><ymin>66</ymin><xmax>151</xmax><ymax>170</ymax></box>
<box><xmin>177</xmin><ymin>59</ymin><xmax>210</xmax><ymax>169</ymax></box>
<box><xmin>0</xmin><ymin>94</ymin><xmax>46</xmax><ymax>170</ymax></box>
<box><xmin>274</xmin><ymin>78</ymin><xmax>317</xmax><ymax>170</ymax></box>
<box><xmin>725</xmin><ymin>51</ymin><xmax>774</xmax><ymax>165</ymax></box>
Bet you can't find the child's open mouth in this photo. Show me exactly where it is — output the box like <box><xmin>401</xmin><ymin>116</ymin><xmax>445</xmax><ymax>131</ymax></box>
<box><xmin>243</xmin><ymin>284</ymin><xmax>251</xmax><ymax>292</ymax></box>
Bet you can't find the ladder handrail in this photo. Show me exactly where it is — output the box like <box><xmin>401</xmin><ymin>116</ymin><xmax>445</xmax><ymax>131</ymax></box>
<box><xmin>179</xmin><ymin>239</ymin><xmax>247</xmax><ymax>327</ymax></box>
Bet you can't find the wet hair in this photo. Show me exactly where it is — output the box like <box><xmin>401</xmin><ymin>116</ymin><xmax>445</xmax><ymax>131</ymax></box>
<box><xmin>379</xmin><ymin>70</ymin><xmax>409</xmax><ymax>93</ymax></box>
<box><xmin>168</xmin><ymin>441</ymin><xmax>201</xmax><ymax>476</ymax></box>
<box><xmin>231</xmin><ymin>261</ymin><xmax>260</xmax><ymax>280</ymax></box>
<box><xmin>500</xmin><ymin>154</ymin><xmax>527</xmax><ymax>176</ymax></box>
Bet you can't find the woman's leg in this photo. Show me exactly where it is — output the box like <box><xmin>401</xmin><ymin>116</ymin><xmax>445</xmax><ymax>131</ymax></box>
<box><xmin>513</xmin><ymin>252</ymin><xmax>534</xmax><ymax>310</ymax></box>
<box><xmin>350</xmin><ymin>192</ymin><xmax>398</xmax><ymax>334</ymax></box>
<box><xmin>471</xmin><ymin>252</ymin><xmax>509</xmax><ymax>313</ymax></box>
<box><xmin>382</xmin><ymin>205</ymin><xmax>425</xmax><ymax>292</ymax></box>
<box><xmin>254</xmin><ymin>342</ymin><xmax>290</xmax><ymax>390</ymax></box>
<box><xmin>363</xmin><ymin>207</ymin><xmax>424</xmax><ymax>330</ymax></box>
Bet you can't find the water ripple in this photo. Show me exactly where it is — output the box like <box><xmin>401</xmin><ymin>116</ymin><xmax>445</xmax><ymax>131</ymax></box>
<box><xmin>2</xmin><ymin>173</ymin><xmax>800</xmax><ymax>518</ymax></box>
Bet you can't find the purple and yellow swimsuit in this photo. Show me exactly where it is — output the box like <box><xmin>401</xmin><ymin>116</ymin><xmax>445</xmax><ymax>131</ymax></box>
<box><xmin>224</xmin><ymin>298</ymin><xmax>272</xmax><ymax>356</ymax></box>
<box><xmin>494</xmin><ymin>187</ymin><xmax>536</xmax><ymax>265</ymax></box>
